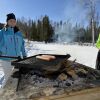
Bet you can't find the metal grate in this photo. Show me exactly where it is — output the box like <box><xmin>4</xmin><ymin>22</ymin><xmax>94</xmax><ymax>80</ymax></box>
<box><xmin>11</xmin><ymin>54</ymin><xmax>71</xmax><ymax>70</ymax></box>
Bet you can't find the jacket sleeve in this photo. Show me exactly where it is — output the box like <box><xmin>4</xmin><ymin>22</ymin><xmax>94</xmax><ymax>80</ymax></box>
<box><xmin>96</xmin><ymin>34</ymin><xmax>100</xmax><ymax>49</ymax></box>
<box><xmin>0</xmin><ymin>30</ymin><xmax>4</xmax><ymax>55</ymax></box>
<box><xmin>21</xmin><ymin>35</ymin><xmax>27</xmax><ymax>57</ymax></box>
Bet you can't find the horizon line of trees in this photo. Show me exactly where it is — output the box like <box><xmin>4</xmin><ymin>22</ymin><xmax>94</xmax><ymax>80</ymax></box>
<box><xmin>0</xmin><ymin>15</ymin><xmax>100</xmax><ymax>43</ymax></box>
<box><xmin>17</xmin><ymin>15</ymin><xmax>54</xmax><ymax>42</ymax></box>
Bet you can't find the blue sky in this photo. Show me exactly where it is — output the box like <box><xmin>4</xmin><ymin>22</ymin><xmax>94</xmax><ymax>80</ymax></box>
<box><xmin>0</xmin><ymin>0</ymin><xmax>100</xmax><ymax>26</ymax></box>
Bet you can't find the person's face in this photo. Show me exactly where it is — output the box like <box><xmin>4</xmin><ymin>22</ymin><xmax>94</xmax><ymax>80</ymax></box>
<box><xmin>7</xmin><ymin>19</ymin><xmax>16</xmax><ymax>27</ymax></box>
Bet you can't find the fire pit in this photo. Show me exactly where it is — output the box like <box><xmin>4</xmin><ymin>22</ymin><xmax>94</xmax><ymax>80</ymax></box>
<box><xmin>11</xmin><ymin>54</ymin><xmax>71</xmax><ymax>91</ymax></box>
<box><xmin>11</xmin><ymin>54</ymin><xmax>100</xmax><ymax>97</ymax></box>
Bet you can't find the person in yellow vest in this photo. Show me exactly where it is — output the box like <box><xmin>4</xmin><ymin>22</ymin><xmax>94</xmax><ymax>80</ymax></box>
<box><xmin>96</xmin><ymin>34</ymin><xmax>100</xmax><ymax>70</ymax></box>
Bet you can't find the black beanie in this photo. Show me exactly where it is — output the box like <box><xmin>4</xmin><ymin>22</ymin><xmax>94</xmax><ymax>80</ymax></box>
<box><xmin>6</xmin><ymin>13</ymin><xmax>16</xmax><ymax>22</ymax></box>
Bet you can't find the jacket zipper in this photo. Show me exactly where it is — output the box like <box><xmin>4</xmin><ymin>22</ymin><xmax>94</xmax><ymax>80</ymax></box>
<box><xmin>13</xmin><ymin>33</ymin><xmax>17</xmax><ymax>56</ymax></box>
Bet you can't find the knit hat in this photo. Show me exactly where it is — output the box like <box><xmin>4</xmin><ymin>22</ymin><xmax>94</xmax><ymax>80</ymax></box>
<box><xmin>6</xmin><ymin>13</ymin><xmax>16</xmax><ymax>22</ymax></box>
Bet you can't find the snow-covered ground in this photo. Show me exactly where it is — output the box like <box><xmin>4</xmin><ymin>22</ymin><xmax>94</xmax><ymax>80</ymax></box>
<box><xmin>0</xmin><ymin>40</ymin><xmax>99</xmax><ymax>88</ymax></box>
<box><xmin>25</xmin><ymin>40</ymin><xmax>98</xmax><ymax>68</ymax></box>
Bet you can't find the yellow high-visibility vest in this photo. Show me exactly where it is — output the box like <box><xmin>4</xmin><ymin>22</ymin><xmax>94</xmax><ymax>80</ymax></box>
<box><xmin>96</xmin><ymin>34</ymin><xmax>100</xmax><ymax>49</ymax></box>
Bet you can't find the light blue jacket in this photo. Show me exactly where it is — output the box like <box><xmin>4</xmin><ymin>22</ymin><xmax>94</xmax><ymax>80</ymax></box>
<box><xmin>0</xmin><ymin>27</ymin><xmax>26</xmax><ymax>60</ymax></box>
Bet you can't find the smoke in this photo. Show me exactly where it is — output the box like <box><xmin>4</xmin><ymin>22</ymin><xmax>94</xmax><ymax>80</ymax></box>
<box><xmin>54</xmin><ymin>0</ymin><xmax>100</xmax><ymax>43</ymax></box>
<box><xmin>54</xmin><ymin>0</ymin><xmax>87</xmax><ymax>43</ymax></box>
<box><xmin>54</xmin><ymin>22</ymin><xmax>77</xmax><ymax>43</ymax></box>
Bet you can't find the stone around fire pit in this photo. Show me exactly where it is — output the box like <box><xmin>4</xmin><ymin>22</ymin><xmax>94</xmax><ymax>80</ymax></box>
<box><xmin>1</xmin><ymin>59</ymin><xmax>100</xmax><ymax>99</ymax></box>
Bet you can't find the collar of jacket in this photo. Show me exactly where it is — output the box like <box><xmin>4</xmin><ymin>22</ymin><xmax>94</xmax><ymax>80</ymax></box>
<box><xmin>4</xmin><ymin>27</ymin><xmax>14</xmax><ymax>33</ymax></box>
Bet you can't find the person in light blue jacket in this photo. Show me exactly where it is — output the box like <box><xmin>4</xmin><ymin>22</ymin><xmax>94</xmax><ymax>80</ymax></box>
<box><xmin>0</xmin><ymin>13</ymin><xmax>26</xmax><ymax>60</ymax></box>
<box><xmin>0</xmin><ymin>13</ymin><xmax>27</xmax><ymax>88</ymax></box>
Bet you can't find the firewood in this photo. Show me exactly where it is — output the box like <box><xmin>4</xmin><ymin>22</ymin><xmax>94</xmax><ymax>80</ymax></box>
<box><xmin>67</xmin><ymin>70</ymin><xmax>78</xmax><ymax>79</ymax></box>
<box><xmin>58</xmin><ymin>73</ymin><xmax>68</xmax><ymax>81</ymax></box>
<box><xmin>61</xmin><ymin>59</ymin><xmax>76</xmax><ymax>72</ymax></box>
<box><xmin>76</xmin><ymin>68</ymin><xmax>87</xmax><ymax>74</ymax></box>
